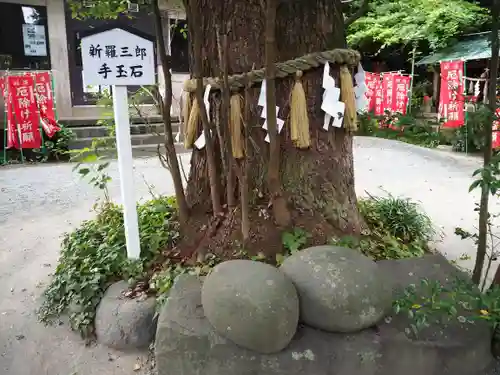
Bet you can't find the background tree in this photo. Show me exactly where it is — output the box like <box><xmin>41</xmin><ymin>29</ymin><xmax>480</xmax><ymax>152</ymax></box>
<box><xmin>474</xmin><ymin>0</ymin><xmax>500</xmax><ymax>286</ymax></box>
<box><xmin>347</xmin><ymin>0</ymin><xmax>489</xmax><ymax>52</ymax></box>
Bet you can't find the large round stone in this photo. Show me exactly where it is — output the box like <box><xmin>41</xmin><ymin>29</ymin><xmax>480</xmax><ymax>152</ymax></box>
<box><xmin>280</xmin><ymin>245</ymin><xmax>392</xmax><ymax>333</ymax></box>
<box><xmin>156</xmin><ymin>263</ymin><xmax>494</xmax><ymax>375</ymax></box>
<box><xmin>201</xmin><ymin>259</ymin><xmax>299</xmax><ymax>354</ymax></box>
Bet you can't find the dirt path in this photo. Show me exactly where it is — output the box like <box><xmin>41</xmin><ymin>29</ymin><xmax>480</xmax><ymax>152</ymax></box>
<box><xmin>0</xmin><ymin>155</ymin><xmax>191</xmax><ymax>375</ymax></box>
<box><xmin>0</xmin><ymin>138</ymin><xmax>496</xmax><ymax>374</ymax></box>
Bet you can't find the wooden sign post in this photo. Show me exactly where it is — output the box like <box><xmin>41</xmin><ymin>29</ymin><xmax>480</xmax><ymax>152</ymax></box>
<box><xmin>81</xmin><ymin>27</ymin><xmax>155</xmax><ymax>259</ymax></box>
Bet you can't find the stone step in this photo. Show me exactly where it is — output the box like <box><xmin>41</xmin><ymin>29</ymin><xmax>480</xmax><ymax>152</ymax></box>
<box><xmin>71</xmin><ymin>122</ymin><xmax>181</xmax><ymax>139</ymax></box>
<box><xmin>69</xmin><ymin>132</ymin><xmax>176</xmax><ymax>150</ymax></box>
<box><xmin>60</xmin><ymin>115</ymin><xmax>180</xmax><ymax>127</ymax></box>
<box><xmin>70</xmin><ymin>143</ymin><xmax>190</xmax><ymax>160</ymax></box>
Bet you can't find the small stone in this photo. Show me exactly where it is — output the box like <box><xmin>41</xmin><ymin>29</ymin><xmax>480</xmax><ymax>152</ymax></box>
<box><xmin>95</xmin><ymin>281</ymin><xmax>157</xmax><ymax>350</ymax></box>
<box><xmin>133</xmin><ymin>363</ymin><xmax>141</xmax><ymax>371</ymax></box>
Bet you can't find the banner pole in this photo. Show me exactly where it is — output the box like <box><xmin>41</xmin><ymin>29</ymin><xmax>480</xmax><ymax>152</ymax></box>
<box><xmin>33</xmin><ymin>72</ymin><xmax>47</xmax><ymax>159</ymax></box>
<box><xmin>408</xmin><ymin>45</ymin><xmax>417</xmax><ymax>114</ymax></box>
<box><xmin>2</xmin><ymin>89</ymin><xmax>6</xmax><ymax>165</ymax></box>
<box><xmin>11</xmin><ymin>73</ymin><xmax>25</xmax><ymax>164</ymax></box>
<box><xmin>50</xmin><ymin>71</ymin><xmax>59</xmax><ymax>121</ymax></box>
<box><xmin>2</xmin><ymin>74</ymin><xmax>7</xmax><ymax>165</ymax></box>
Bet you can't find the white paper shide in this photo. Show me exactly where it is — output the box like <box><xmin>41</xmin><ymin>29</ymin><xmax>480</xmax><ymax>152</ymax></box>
<box><xmin>354</xmin><ymin>63</ymin><xmax>369</xmax><ymax>112</ymax></box>
<box><xmin>321</xmin><ymin>62</ymin><xmax>345</xmax><ymax>130</ymax></box>
<box><xmin>258</xmin><ymin>80</ymin><xmax>284</xmax><ymax>142</ymax></box>
<box><xmin>194</xmin><ymin>84</ymin><xmax>213</xmax><ymax>150</ymax></box>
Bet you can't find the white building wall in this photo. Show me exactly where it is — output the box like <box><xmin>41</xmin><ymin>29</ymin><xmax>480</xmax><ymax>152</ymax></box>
<box><xmin>1</xmin><ymin>0</ymin><xmax>187</xmax><ymax>121</ymax></box>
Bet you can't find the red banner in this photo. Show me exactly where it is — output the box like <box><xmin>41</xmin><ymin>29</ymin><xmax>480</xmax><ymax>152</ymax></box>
<box><xmin>365</xmin><ymin>72</ymin><xmax>380</xmax><ymax>112</ymax></box>
<box><xmin>439</xmin><ymin>60</ymin><xmax>465</xmax><ymax>128</ymax></box>
<box><xmin>393</xmin><ymin>75</ymin><xmax>411</xmax><ymax>114</ymax></box>
<box><xmin>9</xmin><ymin>75</ymin><xmax>42</xmax><ymax>149</ymax></box>
<box><xmin>493</xmin><ymin>108</ymin><xmax>500</xmax><ymax>149</ymax></box>
<box><xmin>382</xmin><ymin>73</ymin><xmax>396</xmax><ymax>113</ymax></box>
<box><xmin>1</xmin><ymin>77</ymin><xmax>19</xmax><ymax>149</ymax></box>
<box><xmin>374</xmin><ymin>79</ymin><xmax>384</xmax><ymax>116</ymax></box>
<box><xmin>33</xmin><ymin>72</ymin><xmax>59</xmax><ymax>138</ymax></box>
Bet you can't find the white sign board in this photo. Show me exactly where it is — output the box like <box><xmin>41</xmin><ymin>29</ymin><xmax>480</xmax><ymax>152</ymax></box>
<box><xmin>22</xmin><ymin>24</ymin><xmax>47</xmax><ymax>57</ymax></box>
<box><xmin>81</xmin><ymin>28</ymin><xmax>155</xmax><ymax>86</ymax></box>
<box><xmin>80</xmin><ymin>27</ymin><xmax>157</xmax><ymax>260</ymax></box>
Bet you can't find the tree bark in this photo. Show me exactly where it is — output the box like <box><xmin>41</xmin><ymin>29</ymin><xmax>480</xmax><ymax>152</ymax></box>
<box><xmin>473</xmin><ymin>0</ymin><xmax>500</xmax><ymax>286</ymax></box>
<box><xmin>185</xmin><ymin>0</ymin><xmax>363</xmax><ymax>246</ymax></box>
<box><xmin>152</xmin><ymin>0</ymin><xmax>190</xmax><ymax>227</ymax></box>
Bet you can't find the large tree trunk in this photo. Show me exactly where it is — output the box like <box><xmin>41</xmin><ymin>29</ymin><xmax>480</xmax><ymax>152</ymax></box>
<box><xmin>184</xmin><ymin>0</ymin><xmax>363</xmax><ymax>254</ymax></box>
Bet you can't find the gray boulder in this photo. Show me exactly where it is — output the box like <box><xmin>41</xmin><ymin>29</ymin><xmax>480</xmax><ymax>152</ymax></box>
<box><xmin>201</xmin><ymin>259</ymin><xmax>299</xmax><ymax>354</ymax></box>
<box><xmin>155</xmin><ymin>267</ymin><xmax>493</xmax><ymax>375</ymax></box>
<box><xmin>95</xmin><ymin>281</ymin><xmax>157</xmax><ymax>350</ymax></box>
<box><xmin>280</xmin><ymin>245</ymin><xmax>392</xmax><ymax>332</ymax></box>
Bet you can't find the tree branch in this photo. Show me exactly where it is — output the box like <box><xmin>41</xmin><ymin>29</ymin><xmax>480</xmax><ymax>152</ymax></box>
<box><xmin>153</xmin><ymin>0</ymin><xmax>190</xmax><ymax>226</ymax></box>
<box><xmin>344</xmin><ymin>0</ymin><xmax>369</xmax><ymax>28</ymax></box>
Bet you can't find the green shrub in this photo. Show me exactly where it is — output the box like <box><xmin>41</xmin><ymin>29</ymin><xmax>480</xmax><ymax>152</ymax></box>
<box><xmin>44</xmin><ymin>125</ymin><xmax>76</xmax><ymax>160</ymax></box>
<box><xmin>332</xmin><ymin>194</ymin><xmax>435</xmax><ymax>260</ymax></box>
<box><xmin>451</xmin><ymin>106</ymin><xmax>489</xmax><ymax>153</ymax></box>
<box><xmin>1</xmin><ymin>125</ymin><xmax>75</xmax><ymax>164</ymax></box>
<box><xmin>37</xmin><ymin>196</ymin><xmax>179</xmax><ymax>338</ymax></box>
<box><xmin>357</xmin><ymin>112</ymin><xmax>378</xmax><ymax>136</ymax></box>
<box><xmin>359</xmin><ymin>194</ymin><xmax>435</xmax><ymax>244</ymax></box>
<box><xmin>357</xmin><ymin>112</ymin><xmax>441</xmax><ymax>148</ymax></box>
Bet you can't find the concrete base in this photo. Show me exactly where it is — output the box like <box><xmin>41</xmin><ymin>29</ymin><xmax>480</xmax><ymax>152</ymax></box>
<box><xmin>155</xmin><ymin>255</ymin><xmax>493</xmax><ymax>375</ymax></box>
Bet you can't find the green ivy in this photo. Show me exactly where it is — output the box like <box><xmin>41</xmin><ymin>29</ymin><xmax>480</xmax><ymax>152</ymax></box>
<box><xmin>43</xmin><ymin>125</ymin><xmax>76</xmax><ymax>161</ymax></box>
<box><xmin>37</xmin><ymin>196</ymin><xmax>179</xmax><ymax>338</ymax></box>
<box><xmin>393</xmin><ymin>278</ymin><xmax>500</xmax><ymax>339</ymax></box>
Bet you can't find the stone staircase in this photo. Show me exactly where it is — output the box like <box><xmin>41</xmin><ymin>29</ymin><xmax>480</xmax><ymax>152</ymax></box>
<box><xmin>64</xmin><ymin>116</ymin><xmax>188</xmax><ymax>158</ymax></box>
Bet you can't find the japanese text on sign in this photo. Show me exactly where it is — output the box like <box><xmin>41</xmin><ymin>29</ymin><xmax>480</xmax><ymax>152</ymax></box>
<box><xmin>22</xmin><ymin>24</ymin><xmax>47</xmax><ymax>57</ymax></box>
<box><xmin>80</xmin><ymin>28</ymin><xmax>155</xmax><ymax>86</ymax></box>
<box><xmin>89</xmin><ymin>44</ymin><xmax>147</xmax><ymax>80</ymax></box>
<box><xmin>439</xmin><ymin>60</ymin><xmax>464</xmax><ymax>128</ymax></box>
<box><xmin>9</xmin><ymin>75</ymin><xmax>42</xmax><ymax>149</ymax></box>
<box><xmin>393</xmin><ymin>75</ymin><xmax>411</xmax><ymax>115</ymax></box>
<box><xmin>374</xmin><ymin>80</ymin><xmax>384</xmax><ymax>116</ymax></box>
<box><xmin>382</xmin><ymin>73</ymin><xmax>395</xmax><ymax>113</ymax></box>
<box><xmin>364</xmin><ymin>72</ymin><xmax>379</xmax><ymax>112</ymax></box>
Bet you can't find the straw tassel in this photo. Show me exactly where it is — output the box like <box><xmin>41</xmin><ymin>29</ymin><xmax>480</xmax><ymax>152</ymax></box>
<box><xmin>290</xmin><ymin>71</ymin><xmax>311</xmax><ymax>149</ymax></box>
<box><xmin>179</xmin><ymin>90</ymin><xmax>191</xmax><ymax>142</ymax></box>
<box><xmin>230</xmin><ymin>94</ymin><xmax>244</xmax><ymax>159</ymax></box>
<box><xmin>184</xmin><ymin>96</ymin><xmax>200</xmax><ymax>149</ymax></box>
<box><xmin>340</xmin><ymin>65</ymin><xmax>358</xmax><ymax>132</ymax></box>
<box><xmin>181</xmin><ymin>90</ymin><xmax>191</xmax><ymax>128</ymax></box>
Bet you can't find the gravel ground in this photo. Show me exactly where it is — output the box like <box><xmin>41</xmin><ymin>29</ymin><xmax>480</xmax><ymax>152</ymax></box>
<box><xmin>0</xmin><ymin>137</ymin><xmax>499</xmax><ymax>374</ymax></box>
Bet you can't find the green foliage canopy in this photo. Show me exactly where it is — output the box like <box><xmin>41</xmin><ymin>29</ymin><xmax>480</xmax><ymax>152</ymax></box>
<box><xmin>347</xmin><ymin>0</ymin><xmax>490</xmax><ymax>51</ymax></box>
